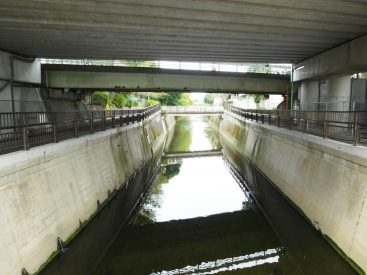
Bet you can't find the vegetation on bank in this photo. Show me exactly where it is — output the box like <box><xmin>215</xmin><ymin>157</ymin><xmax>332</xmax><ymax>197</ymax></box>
<box><xmin>92</xmin><ymin>91</ymin><xmax>194</xmax><ymax>109</ymax></box>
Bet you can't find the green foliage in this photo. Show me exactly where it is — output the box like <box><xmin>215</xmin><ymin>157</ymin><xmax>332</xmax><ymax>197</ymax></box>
<box><xmin>204</xmin><ymin>94</ymin><xmax>214</xmax><ymax>105</ymax></box>
<box><xmin>160</xmin><ymin>92</ymin><xmax>181</xmax><ymax>106</ymax></box>
<box><xmin>92</xmin><ymin>92</ymin><xmax>111</xmax><ymax>107</ymax></box>
<box><xmin>124</xmin><ymin>60</ymin><xmax>146</xmax><ymax>67</ymax></box>
<box><xmin>248</xmin><ymin>64</ymin><xmax>271</xmax><ymax>74</ymax></box>
<box><xmin>253</xmin><ymin>94</ymin><xmax>264</xmax><ymax>104</ymax></box>
<box><xmin>158</xmin><ymin>92</ymin><xmax>193</xmax><ymax>106</ymax></box>
<box><xmin>146</xmin><ymin>99</ymin><xmax>160</xmax><ymax>107</ymax></box>
<box><xmin>163</xmin><ymin>164</ymin><xmax>181</xmax><ymax>179</ymax></box>
<box><xmin>168</xmin><ymin>117</ymin><xmax>192</xmax><ymax>152</ymax></box>
<box><xmin>111</xmin><ymin>93</ymin><xmax>129</xmax><ymax>108</ymax></box>
<box><xmin>180</xmin><ymin>93</ymin><xmax>194</xmax><ymax>106</ymax></box>
<box><xmin>123</xmin><ymin>60</ymin><xmax>158</xmax><ymax>68</ymax></box>
<box><xmin>93</xmin><ymin>91</ymin><xmax>190</xmax><ymax>109</ymax></box>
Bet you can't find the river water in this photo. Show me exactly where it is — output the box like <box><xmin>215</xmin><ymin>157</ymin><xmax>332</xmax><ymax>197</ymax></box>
<box><xmin>43</xmin><ymin>116</ymin><xmax>356</xmax><ymax>275</ymax></box>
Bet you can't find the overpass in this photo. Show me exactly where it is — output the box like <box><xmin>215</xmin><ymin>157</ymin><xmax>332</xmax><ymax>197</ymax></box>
<box><xmin>42</xmin><ymin>64</ymin><xmax>290</xmax><ymax>94</ymax></box>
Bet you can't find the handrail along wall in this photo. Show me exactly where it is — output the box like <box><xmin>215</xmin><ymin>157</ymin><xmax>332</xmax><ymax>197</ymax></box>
<box><xmin>224</xmin><ymin>104</ymin><xmax>367</xmax><ymax>145</ymax></box>
<box><xmin>0</xmin><ymin>105</ymin><xmax>161</xmax><ymax>155</ymax></box>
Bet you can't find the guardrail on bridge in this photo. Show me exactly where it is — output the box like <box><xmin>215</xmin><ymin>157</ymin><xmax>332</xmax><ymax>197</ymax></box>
<box><xmin>0</xmin><ymin>105</ymin><xmax>161</xmax><ymax>155</ymax></box>
<box><xmin>224</xmin><ymin>104</ymin><xmax>367</xmax><ymax>146</ymax></box>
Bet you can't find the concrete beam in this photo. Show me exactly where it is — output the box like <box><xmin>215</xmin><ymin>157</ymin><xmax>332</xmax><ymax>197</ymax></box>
<box><xmin>294</xmin><ymin>34</ymin><xmax>367</xmax><ymax>81</ymax></box>
<box><xmin>42</xmin><ymin>65</ymin><xmax>289</xmax><ymax>94</ymax></box>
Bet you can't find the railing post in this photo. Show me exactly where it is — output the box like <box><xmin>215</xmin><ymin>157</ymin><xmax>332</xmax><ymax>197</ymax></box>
<box><xmin>22</xmin><ymin>113</ymin><xmax>29</xmax><ymax>150</ymax></box>
<box><xmin>74</xmin><ymin>112</ymin><xmax>79</xmax><ymax>138</ymax></box>
<box><xmin>261</xmin><ymin>114</ymin><xmax>264</xmax><ymax>124</ymax></box>
<box><xmin>323</xmin><ymin>120</ymin><xmax>328</xmax><ymax>139</ymax></box>
<box><xmin>289</xmin><ymin>112</ymin><xmax>293</xmax><ymax>129</ymax></box>
<box><xmin>303</xmin><ymin>117</ymin><xmax>307</xmax><ymax>133</ymax></box>
<box><xmin>277</xmin><ymin>115</ymin><xmax>280</xmax><ymax>127</ymax></box>
<box><xmin>22</xmin><ymin>126</ymin><xmax>29</xmax><ymax>150</ymax></box>
<box><xmin>112</xmin><ymin>110</ymin><xmax>116</xmax><ymax>128</ymax></box>
<box><xmin>102</xmin><ymin>111</ymin><xmax>106</xmax><ymax>131</ymax></box>
<box><xmin>354</xmin><ymin>112</ymin><xmax>359</xmax><ymax>145</ymax></box>
<box><xmin>90</xmin><ymin>111</ymin><xmax>94</xmax><ymax>134</ymax></box>
<box><xmin>268</xmin><ymin>111</ymin><xmax>271</xmax><ymax>125</ymax></box>
<box><xmin>53</xmin><ymin>112</ymin><xmax>58</xmax><ymax>143</ymax></box>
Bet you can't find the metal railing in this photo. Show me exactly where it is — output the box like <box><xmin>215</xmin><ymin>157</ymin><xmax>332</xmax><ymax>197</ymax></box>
<box><xmin>162</xmin><ymin>105</ymin><xmax>224</xmax><ymax>114</ymax></box>
<box><xmin>302</xmin><ymin>100</ymin><xmax>367</xmax><ymax>112</ymax></box>
<box><xmin>0</xmin><ymin>105</ymin><xmax>161</xmax><ymax>155</ymax></box>
<box><xmin>224</xmin><ymin>104</ymin><xmax>367</xmax><ymax>146</ymax></box>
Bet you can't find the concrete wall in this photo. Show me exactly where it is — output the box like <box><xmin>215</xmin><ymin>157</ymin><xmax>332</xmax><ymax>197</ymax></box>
<box><xmin>299</xmin><ymin>75</ymin><xmax>353</xmax><ymax>111</ymax></box>
<box><xmin>0</xmin><ymin>50</ymin><xmax>43</xmax><ymax>112</ymax></box>
<box><xmin>0</xmin><ymin>50</ymin><xmax>41</xmax><ymax>84</ymax></box>
<box><xmin>220</xmin><ymin>112</ymin><xmax>367</xmax><ymax>273</ymax></box>
<box><xmin>0</xmin><ymin>112</ymin><xmax>166</xmax><ymax>274</ymax></box>
<box><xmin>299</xmin><ymin>80</ymin><xmax>319</xmax><ymax>111</ymax></box>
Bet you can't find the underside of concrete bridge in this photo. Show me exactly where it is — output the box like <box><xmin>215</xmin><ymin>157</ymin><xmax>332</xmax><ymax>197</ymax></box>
<box><xmin>0</xmin><ymin>0</ymin><xmax>366</xmax><ymax>64</ymax></box>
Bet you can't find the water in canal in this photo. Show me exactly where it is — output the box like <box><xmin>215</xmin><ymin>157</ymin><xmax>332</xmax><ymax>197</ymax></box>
<box><xmin>43</xmin><ymin>116</ymin><xmax>356</xmax><ymax>275</ymax></box>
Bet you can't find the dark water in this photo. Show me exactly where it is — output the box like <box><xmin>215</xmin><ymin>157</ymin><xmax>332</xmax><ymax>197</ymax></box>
<box><xmin>43</xmin><ymin>116</ymin><xmax>356</xmax><ymax>275</ymax></box>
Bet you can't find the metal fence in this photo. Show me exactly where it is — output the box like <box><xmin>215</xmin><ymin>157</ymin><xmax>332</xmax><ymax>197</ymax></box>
<box><xmin>302</xmin><ymin>100</ymin><xmax>367</xmax><ymax>112</ymax></box>
<box><xmin>162</xmin><ymin>105</ymin><xmax>224</xmax><ymax>114</ymax></box>
<box><xmin>0</xmin><ymin>105</ymin><xmax>161</xmax><ymax>155</ymax></box>
<box><xmin>224</xmin><ymin>104</ymin><xmax>367</xmax><ymax>146</ymax></box>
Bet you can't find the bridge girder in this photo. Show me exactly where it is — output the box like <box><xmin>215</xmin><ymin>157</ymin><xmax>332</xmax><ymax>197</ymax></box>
<box><xmin>42</xmin><ymin>65</ymin><xmax>290</xmax><ymax>94</ymax></box>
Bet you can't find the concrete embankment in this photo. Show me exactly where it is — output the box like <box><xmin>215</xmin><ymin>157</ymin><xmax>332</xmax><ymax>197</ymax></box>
<box><xmin>220</xmin><ymin>111</ymin><xmax>367</xmax><ymax>273</ymax></box>
<box><xmin>163</xmin><ymin>115</ymin><xmax>176</xmax><ymax>151</ymax></box>
<box><xmin>0</xmin><ymin>112</ymin><xmax>166</xmax><ymax>275</ymax></box>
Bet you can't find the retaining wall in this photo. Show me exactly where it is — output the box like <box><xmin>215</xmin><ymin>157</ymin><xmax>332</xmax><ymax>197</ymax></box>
<box><xmin>220</xmin><ymin>111</ymin><xmax>367</xmax><ymax>273</ymax></box>
<box><xmin>0</xmin><ymin>112</ymin><xmax>166</xmax><ymax>274</ymax></box>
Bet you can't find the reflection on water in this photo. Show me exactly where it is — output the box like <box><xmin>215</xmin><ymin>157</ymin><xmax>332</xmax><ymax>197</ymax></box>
<box><xmin>136</xmin><ymin>156</ymin><xmax>246</xmax><ymax>223</ymax></box>
<box><xmin>151</xmin><ymin>248</ymin><xmax>283</xmax><ymax>275</ymax></box>
<box><xmin>168</xmin><ymin>116</ymin><xmax>221</xmax><ymax>152</ymax></box>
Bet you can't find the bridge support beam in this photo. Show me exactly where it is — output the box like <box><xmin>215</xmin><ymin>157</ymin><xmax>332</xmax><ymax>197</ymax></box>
<box><xmin>42</xmin><ymin>65</ymin><xmax>289</xmax><ymax>94</ymax></box>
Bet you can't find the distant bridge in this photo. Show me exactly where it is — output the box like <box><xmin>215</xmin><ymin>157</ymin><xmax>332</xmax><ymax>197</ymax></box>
<box><xmin>162</xmin><ymin>106</ymin><xmax>224</xmax><ymax>115</ymax></box>
<box><xmin>42</xmin><ymin>64</ymin><xmax>289</xmax><ymax>94</ymax></box>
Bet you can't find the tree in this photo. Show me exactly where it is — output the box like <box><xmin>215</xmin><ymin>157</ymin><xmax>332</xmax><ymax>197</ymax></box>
<box><xmin>159</xmin><ymin>92</ymin><xmax>182</xmax><ymax>106</ymax></box>
<box><xmin>253</xmin><ymin>94</ymin><xmax>264</xmax><ymax>109</ymax></box>
<box><xmin>92</xmin><ymin>92</ymin><xmax>111</xmax><ymax>107</ymax></box>
<box><xmin>180</xmin><ymin>93</ymin><xmax>194</xmax><ymax>106</ymax></box>
<box><xmin>204</xmin><ymin>94</ymin><xmax>214</xmax><ymax>105</ymax></box>
<box><xmin>248</xmin><ymin>64</ymin><xmax>271</xmax><ymax>74</ymax></box>
<box><xmin>111</xmin><ymin>93</ymin><xmax>129</xmax><ymax>108</ymax></box>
